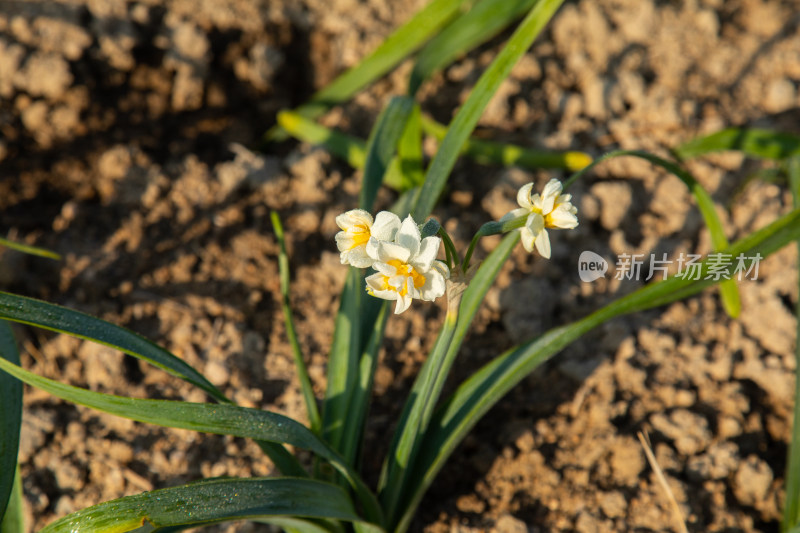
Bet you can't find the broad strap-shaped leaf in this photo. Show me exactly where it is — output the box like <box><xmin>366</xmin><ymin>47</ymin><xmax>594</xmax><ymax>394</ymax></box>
<box><xmin>40</xmin><ymin>477</ymin><xmax>364</xmax><ymax>533</ymax></box>
<box><xmin>360</xmin><ymin>96</ymin><xmax>416</xmax><ymax>210</ymax></box>
<box><xmin>0</xmin><ymin>238</ymin><xmax>60</xmax><ymax>260</ymax></box>
<box><xmin>782</xmin><ymin>155</ymin><xmax>800</xmax><ymax>533</ymax></box>
<box><xmin>265</xmin><ymin>0</ymin><xmax>467</xmax><ymax>142</ymax></box>
<box><xmin>675</xmin><ymin>127</ymin><xmax>800</xmax><ymax>161</ymax></box>
<box><xmin>384</xmin><ymin>103</ymin><xmax>425</xmax><ymax>192</ymax></box>
<box><xmin>277</xmin><ymin>111</ymin><xmax>367</xmax><ymax>169</ymax></box>
<box><xmin>0</xmin><ymin>357</ymin><xmax>383</xmax><ymax>525</ymax></box>
<box><xmin>396</xmin><ymin>206</ymin><xmax>800</xmax><ymax>532</ymax></box>
<box><xmin>0</xmin><ymin>291</ymin><xmax>227</xmax><ymax>402</ymax></box>
<box><xmin>420</xmin><ymin>115</ymin><xmax>592</xmax><ymax>171</ymax></box>
<box><xmin>379</xmin><ymin>233</ymin><xmax>518</xmax><ymax>528</ymax></box>
<box><xmin>411</xmin><ymin>0</ymin><xmax>566</xmax><ymax>220</ymax></box>
<box><xmin>409</xmin><ymin>0</ymin><xmax>537</xmax><ymax>95</ymax></box>
<box><xmin>0</xmin><ymin>321</ymin><xmax>21</xmax><ymax>524</ymax></box>
<box><xmin>563</xmin><ymin>149</ymin><xmax>740</xmax><ymax>318</ymax></box>
<box><xmin>0</xmin><ymin>466</ymin><xmax>23</xmax><ymax>533</ymax></box>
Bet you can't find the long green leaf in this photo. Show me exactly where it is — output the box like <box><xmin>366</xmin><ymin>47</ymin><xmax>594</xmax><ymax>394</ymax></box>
<box><xmin>41</xmin><ymin>477</ymin><xmax>362</xmax><ymax>533</ymax></box>
<box><xmin>675</xmin><ymin>127</ymin><xmax>800</xmax><ymax>161</ymax></box>
<box><xmin>783</xmin><ymin>155</ymin><xmax>800</xmax><ymax>533</ymax></box>
<box><xmin>384</xmin><ymin>103</ymin><xmax>425</xmax><ymax>192</ymax></box>
<box><xmin>563</xmin><ymin>149</ymin><xmax>740</xmax><ymax>318</ymax></box>
<box><xmin>412</xmin><ymin>0</ymin><xmax>566</xmax><ymax>220</ymax></box>
<box><xmin>0</xmin><ymin>357</ymin><xmax>383</xmax><ymax>526</ymax></box>
<box><xmin>0</xmin><ymin>466</ymin><xmax>23</xmax><ymax>533</ymax></box>
<box><xmin>0</xmin><ymin>237</ymin><xmax>60</xmax><ymax>260</ymax></box>
<box><xmin>398</xmin><ymin>206</ymin><xmax>800</xmax><ymax>532</ymax></box>
<box><xmin>409</xmin><ymin>0</ymin><xmax>536</xmax><ymax>95</ymax></box>
<box><xmin>420</xmin><ymin>115</ymin><xmax>592</xmax><ymax>171</ymax></box>
<box><xmin>0</xmin><ymin>292</ymin><xmax>304</xmax><ymax>477</ymax></box>
<box><xmin>339</xmin><ymin>302</ymin><xmax>390</xmax><ymax>467</ymax></box>
<box><xmin>360</xmin><ymin>96</ymin><xmax>416</xmax><ymax>211</ymax></box>
<box><xmin>0</xmin><ymin>321</ymin><xmax>21</xmax><ymax>523</ymax></box>
<box><xmin>0</xmin><ymin>292</ymin><xmax>226</xmax><ymax>402</ymax></box>
<box><xmin>277</xmin><ymin>111</ymin><xmax>367</xmax><ymax>168</ymax></box>
<box><xmin>265</xmin><ymin>0</ymin><xmax>468</xmax><ymax>142</ymax></box>
<box><xmin>272</xmin><ymin>212</ymin><xmax>321</xmax><ymax>434</ymax></box>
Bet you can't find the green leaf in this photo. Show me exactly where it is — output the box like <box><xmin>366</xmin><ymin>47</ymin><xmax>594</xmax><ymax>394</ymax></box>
<box><xmin>409</xmin><ymin>0</ymin><xmax>537</xmax><ymax>95</ymax></box>
<box><xmin>420</xmin><ymin>115</ymin><xmax>592</xmax><ymax>171</ymax></box>
<box><xmin>0</xmin><ymin>237</ymin><xmax>60</xmax><ymax>260</ymax></box>
<box><xmin>0</xmin><ymin>321</ymin><xmax>21</xmax><ymax>524</ymax></box>
<box><xmin>384</xmin><ymin>104</ymin><xmax>425</xmax><ymax>192</ymax></box>
<box><xmin>0</xmin><ymin>357</ymin><xmax>383</xmax><ymax>525</ymax></box>
<box><xmin>271</xmin><ymin>212</ymin><xmax>321</xmax><ymax>434</ymax></box>
<box><xmin>322</xmin><ymin>268</ymin><xmax>364</xmax><ymax>453</ymax></box>
<box><xmin>782</xmin><ymin>155</ymin><xmax>800</xmax><ymax>533</ymax></box>
<box><xmin>563</xmin><ymin>149</ymin><xmax>740</xmax><ymax>318</ymax></box>
<box><xmin>675</xmin><ymin>127</ymin><xmax>800</xmax><ymax>161</ymax></box>
<box><xmin>399</xmin><ymin>206</ymin><xmax>800</xmax><ymax>532</ymax></box>
<box><xmin>382</xmin><ymin>233</ymin><xmax>518</xmax><ymax>531</ymax></box>
<box><xmin>41</xmin><ymin>477</ymin><xmax>364</xmax><ymax>533</ymax></box>
<box><xmin>0</xmin><ymin>466</ymin><xmax>23</xmax><ymax>533</ymax></box>
<box><xmin>277</xmin><ymin>111</ymin><xmax>366</xmax><ymax>169</ymax></box>
<box><xmin>360</xmin><ymin>96</ymin><xmax>416</xmax><ymax>211</ymax></box>
<box><xmin>412</xmin><ymin>0</ymin><xmax>566</xmax><ymax>220</ymax></box>
<box><xmin>264</xmin><ymin>0</ymin><xmax>468</xmax><ymax>142</ymax></box>
<box><xmin>338</xmin><ymin>302</ymin><xmax>390</xmax><ymax>467</ymax></box>
<box><xmin>0</xmin><ymin>292</ymin><xmax>227</xmax><ymax>403</ymax></box>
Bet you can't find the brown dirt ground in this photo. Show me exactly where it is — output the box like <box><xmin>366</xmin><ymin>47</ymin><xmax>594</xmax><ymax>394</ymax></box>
<box><xmin>1</xmin><ymin>0</ymin><xmax>800</xmax><ymax>531</ymax></box>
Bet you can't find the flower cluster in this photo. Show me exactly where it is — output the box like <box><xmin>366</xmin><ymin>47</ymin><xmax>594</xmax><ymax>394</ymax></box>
<box><xmin>335</xmin><ymin>210</ymin><xmax>449</xmax><ymax>314</ymax></box>
<box><xmin>500</xmin><ymin>178</ymin><xmax>578</xmax><ymax>258</ymax></box>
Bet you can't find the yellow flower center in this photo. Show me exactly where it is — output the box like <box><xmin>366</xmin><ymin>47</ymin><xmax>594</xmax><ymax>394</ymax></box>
<box><xmin>348</xmin><ymin>223</ymin><xmax>371</xmax><ymax>250</ymax></box>
<box><xmin>382</xmin><ymin>259</ymin><xmax>426</xmax><ymax>296</ymax></box>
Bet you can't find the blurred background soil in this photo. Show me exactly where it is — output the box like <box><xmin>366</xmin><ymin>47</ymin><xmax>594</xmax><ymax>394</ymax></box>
<box><xmin>1</xmin><ymin>0</ymin><xmax>800</xmax><ymax>531</ymax></box>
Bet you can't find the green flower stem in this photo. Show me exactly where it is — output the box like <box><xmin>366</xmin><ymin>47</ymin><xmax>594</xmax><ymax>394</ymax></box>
<box><xmin>379</xmin><ymin>304</ymin><xmax>460</xmax><ymax>527</ymax></box>
<box><xmin>437</xmin><ymin>227</ymin><xmax>460</xmax><ymax>270</ymax></box>
<box><xmin>462</xmin><ymin>216</ymin><xmax>527</xmax><ymax>270</ymax></box>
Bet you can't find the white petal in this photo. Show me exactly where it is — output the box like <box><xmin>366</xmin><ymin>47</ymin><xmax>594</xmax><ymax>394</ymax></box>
<box><xmin>371</xmin><ymin>211</ymin><xmax>402</xmax><ymax>241</ymax></box>
<box><xmin>548</xmin><ymin>205</ymin><xmax>579</xmax><ymax>229</ymax></box>
<box><xmin>394</xmin><ymin>294</ymin><xmax>413</xmax><ymax>314</ymax></box>
<box><xmin>411</xmin><ymin>236</ymin><xmax>441</xmax><ymax>272</ymax></box>
<box><xmin>525</xmin><ymin>212</ymin><xmax>545</xmax><ymax>234</ymax></box>
<box><xmin>433</xmin><ymin>260</ymin><xmax>450</xmax><ymax>280</ymax></box>
<box><xmin>540</xmin><ymin>179</ymin><xmax>562</xmax><ymax>215</ymax></box>
<box><xmin>388</xmin><ymin>274</ymin><xmax>407</xmax><ymax>290</ymax></box>
<box><xmin>344</xmin><ymin>247</ymin><xmax>373</xmax><ymax>268</ymax></box>
<box><xmin>336</xmin><ymin>209</ymin><xmax>372</xmax><ymax>231</ymax></box>
<box><xmin>365</xmin><ymin>272</ymin><xmax>387</xmax><ymax>291</ymax></box>
<box><xmin>368</xmin><ymin>238</ymin><xmax>411</xmax><ymax>263</ymax></box>
<box><xmin>396</xmin><ymin>215</ymin><xmax>421</xmax><ymax>257</ymax></box>
<box><xmin>499</xmin><ymin>207</ymin><xmax>530</xmax><ymax>223</ymax></box>
<box><xmin>534</xmin><ymin>228</ymin><xmax>551</xmax><ymax>258</ymax></box>
<box><xmin>335</xmin><ymin>232</ymin><xmax>355</xmax><ymax>253</ymax></box>
<box><xmin>516</xmin><ymin>182</ymin><xmax>534</xmax><ymax>209</ymax></box>
<box><xmin>519</xmin><ymin>227</ymin><xmax>535</xmax><ymax>252</ymax></box>
<box><xmin>420</xmin><ymin>270</ymin><xmax>446</xmax><ymax>301</ymax></box>
<box><xmin>372</xmin><ymin>288</ymin><xmax>399</xmax><ymax>302</ymax></box>
<box><xmin>373</xmin><ymin>261</ymin><xmax>397</xmax><ymax>277</ymax></box>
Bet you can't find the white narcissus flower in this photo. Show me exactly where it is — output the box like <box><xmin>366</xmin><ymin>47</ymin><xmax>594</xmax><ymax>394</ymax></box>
<box><xmin>365</xmin><ymin>215</ymin><xmax>449</xmax><ymax>314</ymax></box>
<box><xmin>335</xmin><ymin>209</ymin><xmax>401</xmax><ymax>268</ymax></box>
<box><xmin>500</xmin><ymin>178</ymin><xmax>578</xmax><ymax>258</ymax></box>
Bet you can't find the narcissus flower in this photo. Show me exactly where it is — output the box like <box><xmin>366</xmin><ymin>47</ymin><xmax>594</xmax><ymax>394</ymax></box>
<box><xmin>365</xmin><ymin>215</ymin><xmax>449</xmax><ymax>314</ymax></box>
<box><xmin>335</xmin><ymin>210</ymin><xmax>401</xmax><ymax>268</ymax></box>
<box><xmin>501</xmin><ymin>178</ymin><xmax>578</xmax><ymax>258</ymax></box>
